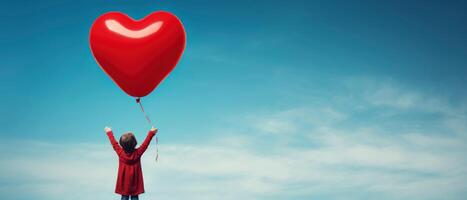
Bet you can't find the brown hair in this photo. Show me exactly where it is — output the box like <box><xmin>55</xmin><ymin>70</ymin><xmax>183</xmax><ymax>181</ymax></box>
<box><xmin>119</xmin><ymin>132</ymin><xmax>137</xmax><ymax>153</ymax></box>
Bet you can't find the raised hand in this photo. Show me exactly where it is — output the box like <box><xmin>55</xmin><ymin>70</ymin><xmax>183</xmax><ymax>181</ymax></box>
<box><xmin>104</xmin><ymin>126</ymin><xmax>112</xmax><ymax>132</ymax></box>
<box><xmin>151</xmin><ymin>126</ymin><xmax>158</xmax><ymax>133</ymax></box>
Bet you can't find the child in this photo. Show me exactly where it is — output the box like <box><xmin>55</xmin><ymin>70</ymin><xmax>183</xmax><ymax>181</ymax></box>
<box><xmin>105</xmin><ymin>126</ymin><xmax>157</xmax><ymax>200</ymax></box>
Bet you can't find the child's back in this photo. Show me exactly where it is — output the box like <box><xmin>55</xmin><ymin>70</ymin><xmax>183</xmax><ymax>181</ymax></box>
<box><xmin>106</xmin><ymin>127</ymin><xmax>157</xmax><ymax>199</ymax></box>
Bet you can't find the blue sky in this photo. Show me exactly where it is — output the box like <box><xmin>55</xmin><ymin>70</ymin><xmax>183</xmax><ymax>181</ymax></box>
<box><xmin>1</xmin><ymin>1</ymin><xmax>467</xmax><ymax>200</ymax></box>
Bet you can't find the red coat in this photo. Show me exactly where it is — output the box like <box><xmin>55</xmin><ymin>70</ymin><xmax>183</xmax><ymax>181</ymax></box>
<box><xmin>106</xmin><ymin>130</ymin><xmax>156</xmax><ymax>195</ymax></box>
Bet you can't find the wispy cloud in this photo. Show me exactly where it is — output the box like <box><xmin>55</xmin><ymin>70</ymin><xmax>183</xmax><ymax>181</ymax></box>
<box><xmin>344</xmin><ymin>77</ymin><xmax>466</xmax><ymax>115</ymax></box>
<box><xmin>1</xmin><ymin>78</ymin><xmax>466</xmax><ymax>200</ymax></box>
<box><xmin>2</xmin><ymin>131</ymin><xmax>466</xmax><ymax>200</ymax></box>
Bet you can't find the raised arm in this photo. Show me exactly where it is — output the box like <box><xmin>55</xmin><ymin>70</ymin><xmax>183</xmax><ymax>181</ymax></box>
<box><xmin>136</xmin><ymin>127</ymin><xmax>157</xmax><ymax>156</ymax></box>
<box><xmin>105</xmin><ymin>127</ymin><xmax>124</xmax><ymax>156</ymax></box>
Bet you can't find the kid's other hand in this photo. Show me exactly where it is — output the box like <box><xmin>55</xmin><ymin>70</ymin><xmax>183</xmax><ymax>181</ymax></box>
<box><xmin>104</xmin><ymin>126</ymin><xmax>112</xmax><ymax>132</ymax></box>
<box><xmin>151</xmin><ymin>126</ymin><xmax>158</xmax><ymax>133</ymax></box>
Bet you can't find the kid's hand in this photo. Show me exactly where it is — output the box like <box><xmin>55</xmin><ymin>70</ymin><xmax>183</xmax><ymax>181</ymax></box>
<box><xmin>104</xmin><ymin>126</ymin><xmax>112</xmax><ymax>132</ymax></box>
<box><xmin>151</xmin><ymin>126</ymin><xmax>158</xmax><ymax>133</ymax></box>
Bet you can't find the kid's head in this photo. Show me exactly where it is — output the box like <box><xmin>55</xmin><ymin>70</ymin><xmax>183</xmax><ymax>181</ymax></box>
<box><xmin>119</xmin><ymin>132</ymin><xmax>137</xmax><ymax>153</ymax></box>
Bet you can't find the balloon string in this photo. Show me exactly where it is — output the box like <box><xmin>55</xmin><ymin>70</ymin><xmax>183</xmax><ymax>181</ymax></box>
<box><xmin>155</xmin><ymin>136</ymin><xmax>159</xmax><ymax>162</ymax></box>
<box><xmin>136</xmin><ymin>98</ymin><xmax>153</xmax><ymax>126</ymax></box>
<box><xmin>136</xmin><ymin>98</ymin><xmax>159</xmax><ymax>162</ymax></box>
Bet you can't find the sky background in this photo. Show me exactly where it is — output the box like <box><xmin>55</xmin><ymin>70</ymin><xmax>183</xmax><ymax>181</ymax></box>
<box><xmin>1</xmin><ymin>0</ymin><xmax>467</xmax><ymax>199</ymax></box>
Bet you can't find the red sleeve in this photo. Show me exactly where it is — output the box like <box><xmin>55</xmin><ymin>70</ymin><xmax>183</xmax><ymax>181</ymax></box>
<box><xmin>106</xmin><ymin>131</ymin><xmax>124</xmax><ymax>156</ymax></box>
<box><xmin>136</xmin><ymin>130</ymin><xmax>156</xmax><ymax>156</ymax></box>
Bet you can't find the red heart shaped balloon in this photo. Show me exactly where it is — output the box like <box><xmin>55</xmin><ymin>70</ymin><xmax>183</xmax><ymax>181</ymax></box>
<box><xmin>90</xmin><ymin>11</ymin><xmax>186</xmax><ymax>97</ymax></box>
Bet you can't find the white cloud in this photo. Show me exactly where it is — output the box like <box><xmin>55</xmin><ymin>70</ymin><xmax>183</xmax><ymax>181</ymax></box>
<box><xmin>1</xmin><ymin>78</ymin><xmax>466</xmax><ymax>200</ymax></box>
<box><xmin>2</xmin><ymin>126</ymin><xmax>466</xmax><ymax>200</ymax></box>
<box><xmin>248</xmin><ymin>107</ymin><xmax>347</xmax><ymax>135</ymax></box>
<box><xmin>344</xmin><ymin>77</ymin><xmax>465</xmax><ymax>116</ymax></box>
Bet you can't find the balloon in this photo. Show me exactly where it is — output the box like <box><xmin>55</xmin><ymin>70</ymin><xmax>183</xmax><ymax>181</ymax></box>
<box><xmin>89</xmin><ymin>11</ymin><xmax>186</xmax><ymax>97</ymax></box>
